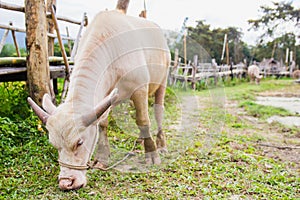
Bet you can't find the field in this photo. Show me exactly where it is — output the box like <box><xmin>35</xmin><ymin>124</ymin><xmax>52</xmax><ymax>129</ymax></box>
<box><xmin>0</xmin><ymin>78</ymin><xmax>299</xmax><ymax>199</ymax></box>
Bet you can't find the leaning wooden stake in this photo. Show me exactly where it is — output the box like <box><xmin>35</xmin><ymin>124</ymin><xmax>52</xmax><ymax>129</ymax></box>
<box><xmin>50</xmin><ymin>5</ymin><xmax>70</xmax><ymax>101</ymax></box>
<box><xmin>70</xmin><ymin>12</ymin><xmax>87</xmax><ymax>60</ymax></box>
<box><xmin>10</xmin><ymin>22</ymin><xmax>21</xmax><ymax>57</ymax></box>
<box><xmin>0</xmin><ymin>29</ymin><xmax>9</xmax><ymax>53</ymax></box>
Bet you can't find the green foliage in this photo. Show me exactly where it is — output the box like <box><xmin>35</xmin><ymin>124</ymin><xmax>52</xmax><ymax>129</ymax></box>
<box><xmin>0</xmin><ymin>83</ymin><xmax>58</xmax><ymax>198</ymax></box>
<box><xmin>186</xmin><ymin>20</ymin><xmax>249</xmax><ymax>64</ymax></box>
<box><xmin>251</xmin><ymin>33</ymin><xmax>298</xmax><ymax>63</ymax></box>
<box><xmin>248</xmin><ymin>1</ymin><xmax>299</xmax><ymax>37</ymax></box>
<box><xmin>248</xmin><ymin>1</ymin><xmax>300</xmax><ymax>64</ymax></box>
<box><xmin>54</xmin><ymin>42</ymin><xmax>73</xmax><ymax>57</ymax></box>
<box><xmin>0</xmin><ymin>82</ymin><xmax>31</xmax><ymax>120</ymax></box>
<box><xmin>0</xmin><ymin>44</ymin><xmax>26</xmax><ymax>57</ymax></box>
<box><xmin>239</xmin><ymin>101</ymin><xmax>291</xmax><ymax>119</ymax></box>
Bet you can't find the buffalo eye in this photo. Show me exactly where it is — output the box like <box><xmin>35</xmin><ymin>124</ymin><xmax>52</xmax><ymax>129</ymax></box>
<box><xmin>77</xmin><ymin>139</ymin><xmax>83</xmax><ymax>146</ymax></box>
<box><xmin>73</xmin><ymin>139</ymin><xmax>83</xmax><ymax>151</ymax></box>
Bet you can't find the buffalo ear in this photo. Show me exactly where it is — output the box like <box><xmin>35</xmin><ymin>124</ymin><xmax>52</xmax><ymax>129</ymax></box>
<box><xmin>42</xmin><ymin>94</ymin><xmax>56</xmax><ymax>114</ymax></box>
<box><xmin>81</xmin><ymin>88</ymin><xmax>119</xmax><ymax>127</ymax></box>
<box><xmin>27</xmin><ymin>97</ymin><xmax>50</xmax><ymax>124</ymax></box>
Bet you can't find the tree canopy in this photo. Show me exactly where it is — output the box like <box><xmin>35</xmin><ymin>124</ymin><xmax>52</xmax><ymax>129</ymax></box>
<box><xmin>248</xmin><ymin>1</ymin><xmax>299</xmax><ymax>43</ymax></box>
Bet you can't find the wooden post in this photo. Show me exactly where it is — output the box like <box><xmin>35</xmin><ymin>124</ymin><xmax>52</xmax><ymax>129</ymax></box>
<box><xmin>191</xmin><ymin>55</ymin><xmax>198</xmax><ymax>90</ymax></box>
<box><xmin>212</xmin><ymin>59</ymin><xmax>218</xmax><ymax>86</ymax></box>
<box><xmin>221</xmin><ymin>34</ymin><xmax>227</xmax><ymax>62</ymax></box>
<box><xmin>116</xmin><ymin>0</ymin><xmax>130</xmax><ymax>14</ymax></box>
<box><xmin>173</xmin><ymin>49</ymin><xmax>179</xmax><ymax>71</ymax></box>
<box><xmin>25</xmin><ymin>0</ymin><xmax>51</xmax><ymax>105</ymax></box>
<box><xmin>285</xmin><ymin>48</ymin><xmax>289</xmax><ymax>66</ymax></box>
<box><xmin>183</xmin><ymin>30</ymin><xmax>187</xmax><ymax>66</ymax></box>
<box><xmin>226</xmin><ymin>40</ymin><xmax>229</xmax><ymax>66</ymax></box>
<box><xmin>139</xmin><ymin>0</ymin><xmax>147</xmax><ymax>18</ymax></box>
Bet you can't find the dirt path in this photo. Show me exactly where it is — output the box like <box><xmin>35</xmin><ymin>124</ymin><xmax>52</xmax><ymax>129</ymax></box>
<box><xmin>225</xmin><ymin>98</ymin><xmax>300</xmax><ymax>170</ymax></box>
<box><xmin>175</xmin><ymin>90</ymin><xmax>300</xmax><ymax>170</ymax></box>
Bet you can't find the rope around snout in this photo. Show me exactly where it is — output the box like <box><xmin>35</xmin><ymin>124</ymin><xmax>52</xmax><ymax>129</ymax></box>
<box><xmin>58</xmin><ymin>139</ymin><xmax>138</xmax><ymax>171</ymax></box>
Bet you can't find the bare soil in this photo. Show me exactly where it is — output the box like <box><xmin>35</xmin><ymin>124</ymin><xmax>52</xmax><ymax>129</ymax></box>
<box><xmin>224</xmin><ymin>86</ymin><xmax>300</xmax><ymax>171</ymax></box>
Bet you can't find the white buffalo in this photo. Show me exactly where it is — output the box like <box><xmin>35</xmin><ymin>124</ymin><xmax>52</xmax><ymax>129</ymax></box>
<box><xmin>248</xmin><ymin>65</ymin><xmax>263</xmax><ymax>84</ymax></box>
<box><xmin>28</xmin><ymin>0</ymin><xmax>170</xmax><ymax>190</ymax></box>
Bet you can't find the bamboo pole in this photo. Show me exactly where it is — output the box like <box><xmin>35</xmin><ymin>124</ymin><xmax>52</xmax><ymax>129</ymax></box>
<box><xmin>47</xmin><ymin>0</ymin><xmax>58</xmax><ymax>99</ymax></box>
<box><xmin>66</xmin><ymin>27</ymin><xmax>72</xmax><ymax>56</ymax></box>
<box><xmin>50</xmin><ymin>5</ymin><xmax>70</xmax><ymax>101</ymax></box>
<box><xmin>0</xmin><ymin>56</ymin><xmax>73</xmax><ymax>66</ymax></box>
<box><xmin>0</xmin><ymin>2</ymin><xmax>87</xmax><ymax>26</ymax></box>
<box><xmin>47</xmin><ymin>0</ymin><xmax>56</xmax><ymax>57</ymax></box>
<box><xmin>0</xmin><ymin>23</ymin><xmax>75</xmax><ymax>40</ymax></box>
<box><xmin>70</xmin><ymin>12</ymin><xmax>87</xmax><ymax>60</ymax></box>
<box><xmin>50</xmin><ymin>5</ymin><xmax>70</xmax><ymax>80</ymax></box>
<box><xmin>0</xmin><ymin>2</ymin><xmax>24</xmax><ymax>12</ymax></box>
<box><xmin>46</xmin><ymin>12</ymin><xmax>88</xmax><ymax>26</ymax></box>
<box><xmin>0</xmin><ymin>29</ymin><xmax>9</xmax><ymax>53</ymax></box>
<box><xmin>0</xmin><ymin>57</ymin><xmax>26</xmax><ymax>65</ymax></box>
<box><xmin>9</xmin><ymin>22</ymin><xmax>21</xmax><ymax>57</ymax></box>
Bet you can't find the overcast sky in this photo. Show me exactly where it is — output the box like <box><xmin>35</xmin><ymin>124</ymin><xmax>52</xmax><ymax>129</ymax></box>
<box><xmin>1</xmin><ymin>0</ymin><xmax>300</xmax><ymax>45</ymax></box>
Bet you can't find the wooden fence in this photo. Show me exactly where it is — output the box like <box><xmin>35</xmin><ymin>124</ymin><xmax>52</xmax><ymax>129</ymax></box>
<box><xmin>0</xmin><ymin>1</ymin><xmax>88</xmax><ymax>102</ymax></box>
<box><xmin>169</xmin><ymin>57</ymin><xmax>247</xmax><ymax>89</ymax></box>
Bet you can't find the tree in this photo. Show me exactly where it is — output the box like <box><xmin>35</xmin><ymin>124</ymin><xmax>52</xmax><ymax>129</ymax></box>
<box><xmin>186</xmin><ymin>20</ymin><xmax>248</xmax><ymax>64</ymax></box>
<box><xmin>251</xmin><ymin>33</ymin><xmax>298</xmax><ymax>64</ymax></box>
<box><xmin>248</xmin><ymin>1</ymin><xmax>299</xmax><ymax>42</ymax></box>
<box><xmin>0</xmin><ymin>44</ymin><xmax>16</xmax><ymax>57</ymax></box>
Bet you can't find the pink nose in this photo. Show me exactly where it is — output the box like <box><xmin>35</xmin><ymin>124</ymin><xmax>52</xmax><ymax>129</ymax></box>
<box><xmin>59</xmin><ymin>177</ymin><xmax>84</xmax><ymax>191</ymax></box>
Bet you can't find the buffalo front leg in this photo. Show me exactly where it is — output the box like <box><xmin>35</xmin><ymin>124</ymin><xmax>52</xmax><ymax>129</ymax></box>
<box><xmin>94</xmin><ymin>118</ymin><xmax>110</xmax><ymax>170</ymax></box>
<box><xmin>131</xmin><ymin>88</ymin><xmax>161</xmax><ymax>165</ymax></box>
<box><xmin>154</xmin><ymin>85</ymin><xmax>168</xmax><ymax>153</ymax></box>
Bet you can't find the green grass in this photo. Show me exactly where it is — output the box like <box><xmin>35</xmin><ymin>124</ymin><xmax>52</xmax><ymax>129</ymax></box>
<box><xmin>239</xmin><ymin>101</ymin><xmax>292</xmax><ymax>119</ymax></box>
<box><xmin>0</xmin><ymin>79</ymin><xmax>299</xmax><ymax>199</ymax></box>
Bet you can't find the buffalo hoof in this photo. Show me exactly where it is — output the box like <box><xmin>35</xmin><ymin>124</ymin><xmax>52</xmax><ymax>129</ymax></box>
<box><xmin>157</xmin><ymin>147</ymin><xmax>168</xmax><ymax>154</ymax></box>
<box><xmin>93</xmin><ymin>161</ymin><xmax>108</xmax><ymax>170</ymax></box>
<box><xmin>145</xmin><ymin>151</ymin><xmax>161</xmax><ymax>165</ymax></box>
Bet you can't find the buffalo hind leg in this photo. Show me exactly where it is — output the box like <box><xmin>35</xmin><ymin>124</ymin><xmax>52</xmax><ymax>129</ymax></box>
<box><xmin>93</xmin><ymin>118</ymin><xmax>110</xmax><ymax>170</ymax></box>
<box><xmin>154</xmin><ymin>85</ymin><xmax>168</xmax><ymax>153</ymax></box>
<box><xmin>131</xmin><ymin>88</ymin><xmax>161</xmax><ymax>165</ymax></box>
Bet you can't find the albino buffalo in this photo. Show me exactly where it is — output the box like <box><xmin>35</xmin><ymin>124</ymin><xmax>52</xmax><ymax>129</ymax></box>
<box><xmin>248</xmin><ymin>65</ymin><xmax>263</xmax><ymax>84</ymax></box>
<box><xmin>292</xmin><ymin>70</ymin><xmax>300</xmax><ymax>79</ymax></box>
<box><xmin>28</xmin><ymin>0</ymin><xmax>170</xmax><ymax>190</ymax></box>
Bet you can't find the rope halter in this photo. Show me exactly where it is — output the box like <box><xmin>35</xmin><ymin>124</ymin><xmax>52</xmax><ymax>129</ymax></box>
<box><xmin>58</xmin><ymin>160</ymin><xmax>93</xmax><ymax>170</ymax></box>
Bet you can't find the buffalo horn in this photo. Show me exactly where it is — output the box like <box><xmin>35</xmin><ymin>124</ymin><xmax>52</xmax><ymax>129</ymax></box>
<box><xmin>82</xmin><ymin>88</ymin><xmax>119</xmax><ymax>127</ymax></box>
<box><xmin>27</xmin><ymin>97</ymin><xmax>50</xmax><ymax>124</ymax></box>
